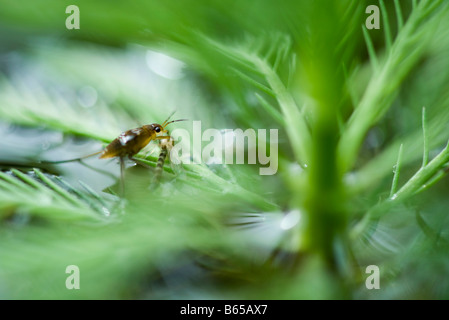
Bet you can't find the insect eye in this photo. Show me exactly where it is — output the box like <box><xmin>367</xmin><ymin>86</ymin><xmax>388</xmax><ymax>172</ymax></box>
<box><xmin>155</xmin><ymin>126</ymin><xmax>161</xmax><ymax>133</ymax></box>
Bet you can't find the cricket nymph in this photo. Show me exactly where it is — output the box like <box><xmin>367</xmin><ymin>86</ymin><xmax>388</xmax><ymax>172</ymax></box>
<box><xmin>99</xmin><ymin>123</ymin><xmax>165</xmax><ymax>159</ymax></box>
<box><xmin>44</xmin><ymin>112</ymin><xmax>186</xmax><ymax>196</ymax></box>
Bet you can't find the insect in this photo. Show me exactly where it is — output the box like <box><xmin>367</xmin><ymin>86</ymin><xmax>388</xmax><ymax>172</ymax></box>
<box><xmin>46</xmin><ymin>112</ymin><xmax>186</xmax><ymax>195</ymax></box>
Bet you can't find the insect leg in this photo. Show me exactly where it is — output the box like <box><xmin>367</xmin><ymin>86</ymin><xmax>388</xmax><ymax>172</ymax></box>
<box><xmin>152</xmin><ymin>132</ymin><xmax>175</xmax><ymax>186</ymax></box>
<box><xmin>153</xmin><ymin>135</ymin><xmax>171</xmax><ymax>141</ymax></box>
<box><xmin>154</xmin><ymin>146</ymin><xmax>169</xmax><ymax>185</ymax></box>
<box><xmin>119</xmin><ymin>156</ymin><xmax>125</xmax><ymax>197</ymax></box>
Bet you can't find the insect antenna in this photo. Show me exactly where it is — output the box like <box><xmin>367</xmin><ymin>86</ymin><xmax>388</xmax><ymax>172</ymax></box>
<box><xmin>161</xmin><ymin>110</ymin><xmax>188</xmax><ymax>128</ymax></box>
<box><xmin>161</xmin><ymin>110</ymin><xmax>177</xmax><ymax>127</ymax></box>
<box><xmin>162</xmin><ymin>119</ymin><xmax>188</xmax><ymax>129</ymax></box>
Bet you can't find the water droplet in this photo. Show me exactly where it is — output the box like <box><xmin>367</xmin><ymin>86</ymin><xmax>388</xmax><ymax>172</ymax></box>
<box><xmin>101</xmin><ymin>207</ymin><xmax>110</xmax><ymax>217</ymax></box>
<box><xmin>77</xmin><ymin>86</ymin><xmax>98</xmax><ymax>108</ymax></box>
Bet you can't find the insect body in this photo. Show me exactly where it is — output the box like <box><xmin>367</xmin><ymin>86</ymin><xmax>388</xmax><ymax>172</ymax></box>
<box><xmin>45</xmin><ymin>112</ymin><xmax>186</xmax><ymax>195</ymax></box>
<box><xmin>100</xmin><ymin>123</ymin><xmax>167</xmax><ymax>160</ymax></box>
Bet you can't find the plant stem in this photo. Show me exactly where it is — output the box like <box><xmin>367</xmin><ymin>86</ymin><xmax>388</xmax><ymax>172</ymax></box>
<box><xmin>254</xmin><ymin>57</ymin><xmax>311</xmax><ymax>166</ymax></box>
<box><xmin>390</xmin><ymin>144</ymin><xmax>403</xmax><ymax>197</ymax></box>
<box><xmin>392</xmin><ymin>141</ymin><xmax>449</xmax><ymax>200</ymax></box>
<box><xmin>422</xmin><ymin>107</ymin><xmax>429</xmax><ymax>167</ymax></box>
<box><xmin>338</xmin><ymin>0</ymin><xmax>444</xmax><ymax>173</ymax></box>
<box><xmin>379</xmin><ymin>0</ymin><xmax>392</xmax><ymax>50</ymax></box>
<box><xmin>352</xmin><ymin>140</ymin><xmax>449</xmax><ymax>239</ymax></box>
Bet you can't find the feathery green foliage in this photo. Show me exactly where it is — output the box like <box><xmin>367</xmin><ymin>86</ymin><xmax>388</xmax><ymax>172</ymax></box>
<box><xmin>1</xmin><ymin>0</ymin><xmax>449</xmax><ymax>300</ymax></box>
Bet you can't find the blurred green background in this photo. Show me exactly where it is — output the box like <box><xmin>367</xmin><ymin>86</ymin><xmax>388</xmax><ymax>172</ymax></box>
<box><xmin>1</xmin><ymin>0</ymin><xmax>449</xmax><ymax>299</ymax></box>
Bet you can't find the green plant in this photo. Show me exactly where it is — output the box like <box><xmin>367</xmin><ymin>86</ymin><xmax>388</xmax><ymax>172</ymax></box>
<box><xmin>1</xmin><ymin>0</ymin><xmax>449</xmax><ymax>299</ymax></box>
